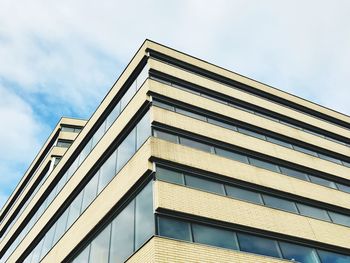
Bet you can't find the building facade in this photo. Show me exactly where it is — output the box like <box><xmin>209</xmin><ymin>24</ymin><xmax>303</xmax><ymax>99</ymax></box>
<box><xmin>1</xmin><ymin>40</ymin><xmax>350</xmax><ymax>263</ymax></box>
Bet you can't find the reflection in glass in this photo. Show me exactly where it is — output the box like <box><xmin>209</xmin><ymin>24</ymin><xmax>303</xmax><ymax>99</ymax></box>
<box><xmin>237</xmin><ymin>233</ymin><xmax>282</xmax><ymax>258</ymax></box>
<box><xmin>73</xmin><ymin>245</ymin><xmax>90</xmax><ymax>263</ymax></box>
<box><xmin>225</xmin><ymin>186</ymin><xmax>263</xmax><ymax>204</ymax></box>
<box><xmin>92</xmin><ymin>121</ymin><xmax>106</xmax><ymax>148</ymax></box>
<box><xmin>106</xmin><ymin>102</ymin><xmax>121</xmax><ymax>130</ymax></box>
<box><xmin>89</xmin><ymin>224</ymin><xmax>111</xmax><ymax>263</ymax></box>
<box><xmin>279</xmin><ymin>242</ymin><xmax>320</xmax><ymax>263</ymax></box>
<box><xmin>81</xmin><ymin>172</ymin><xmax>99</xmax><ymax>211</ymax></box>
<box><xmin>238</xmin><ymin>128</ymin><xmax>266</xmax><ymax>140</ymax></box>
<box><xmin>279</xmin><ymin>167</ymin><xmax>308</xmax><ymax>181</ymax></box>
<box><xmin>52</xmin><ymin>209</ymin><xmax>69</xmax><ymax>244</ymax></box>
<box><xmin>266</xmin><ymin>137</ymin><xmax>293</xmax><ymax>148</ymax></box>
<box><xmin>66</xmin><ymin>191</ymin><xmax>84</xmax><ymax>228</ymax></box>
<box><xmin>156</xmin><ymin>167</ymin><xmax>184</xmax><ymax>185</ymax></box>
<box><xmin>154</xmin><ymin>130</ymin><xmax>178</xmax><ymax>144</ymax></box>
<box><xmin>185</xmin><ymin>175</ymin><xmax>224</xmax><ymax>195</ymax></box>
<box><xmin>317</xmin><ymin>250</ymin><xmax>350</xmax><ymax>263</ymax></box>
<box><xmin>297</xmin><ymin>203</ymin><xmax>331</xmax><ymax>221</ymax></box>
<box><xmin>117</xmin><ymin>128</ymin><xmax>136</xmax><ymax>172</ymax></box>
<box><xmin>215</xmin><ymin>148</ymin><xmax>249</xmax><ymax>163</ymax></box>
<box><xmin>309</xmin><ymin>175</ymin><xmax>337</xmax><ymax>189</ymax></box>
<box><xmin>262</xmin><ymin>195</ymin><xmax>298</xmax><ymax>213</ymax></box>
<box><xmin>328</xmin><ymin>211</ymin><xmax>350</xmax><ymax>227</ymax></box>
<box><xmin>158</xmin><ymin>217</ymin><xmax>191</xmax><ymax>241</ymax></box>
<box><xmin>98</xmin><ymin>151</ymin><xmax>117</xmax><ymax>193</ymax></box>
<box><xmin>175</xmin><ymin>108</ymin><xmax>207</xmax><ymax>121</ymax></box>
<box><xmin>249</xmin><ymin>158</ymin><xmax>280</xmax><ymax>173</ymax></box>
<box><xmin>79</xmin><ymin>139</ymin><xmax>92</xmax><ymax>166</ymax></box>
<box><xmin>39</xmin><ymin>223</ymin><xmax>56</xmax><ymax>260</ymax></box>
<box><xmin>180</xmin><ymin>137</ymin><xmax>212</xmax><ymax>153</ymax></box>
<box><xmin>136</xmin><ymin>111</ymin><xmax>151</xmax><ymax>149</ymax></box>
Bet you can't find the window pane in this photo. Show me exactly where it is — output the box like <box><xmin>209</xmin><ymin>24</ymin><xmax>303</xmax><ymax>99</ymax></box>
<box><xmin>136</xmin><ymin>65</ymin><xmax>148</xmax><ymax>89</ymax></box>
<box><xmin>66</xmin><ymin>191</ymin><xmax>83</xmax><ymax>229</ymax></box>
<box><xmin>297</xmin><ymin>203</ymin><xmax>331</xmax><ymax>221</ymax></box>
<box><xmin>79</xmin><ymin>139</ymin><xmax>92</xmax><ymax>165</ymax></box>
<box><xmin>266</xmin><ymin>137</ymin><xmax>293</xmax><ymax>149</ymax></box>
<box><xmin>207</xmin><ymin>118</ymin><xmax>237</xmax><ymax>131</ymax></box>
<box><xmin>92</xmin><ymin>121</ymin><xmax>106</xmax><ymax>148</ymax></box>
<box><xmin>152</xmin><ymin>100</ymin><xmax>175</xmax><ymax>111</ymax></box>
<box><xmin>318</xmin><ymin>154</ymin><xmax>342</xmax><ymax>164</ymax></box>
<box><xmin>317</xmin><ymin>250</ymin><xmax>350</xmax><ymax>263</ymax></box>
<box><xmin>89</xmin><ymin>224</ymin><xmax>111</xmax><ymax>263</ymax></box>
<box><xmin>67</xmin><ymin>157</ymin><xmax>79</xmax><ymax>179</ymax></box>
<box><xmin>154</xmin><ymin>130</ymin><xmax>178</xmax><ymax>143</ymax></box>
<box><xmin>117</xmin><ymin>128</ymin><xmax>136</xmax><ymax>172</ymax></box>
<box><xmin>279</xmin><ymin>242</ymin><xmax>320</xmax><ymax>263</ymax></box>
<box><xmin>120</xmin><ymin>82</ymin><xmax>137</xmax><ymax>110</ymax></box>
<box><xmin>215</xmin><ymin>148</ymin><xmax>249</xmax><ymax>164</ymax></box>
<box><xmin>192</xmin><ymin>224</ymin><xmax>238</xmax><ymax>250</ymax></box>
<box><xmin>81</xmin><ymin>171</ymin><xmax>99</xmax><ymax>211</ymax></box>
<box><xmin>110</xmin><ymin>201</ymin><xmax>135</xmax><ymax>263</ymax></box>
<box><xmin>279</xmin><ymin>167</ymin><xmax>308</xmax><ymax>181</ymax></box>
<box><xmin>238</xmin><ymin>128</ymin><xmax>266</xmax><ymax>140</ymax></box>
<box><xmin>237</xmin><ymin>233</ymin><xmax>282</xmax><ymax>258</ymax></box>
<box><xmin>98</xmin><ymin>151</ymin><xmax>117</xmax><ymax>193</ymax></box>
<box><xmin>249</xmin><ymin>158</ymin><xmax>280</xmax><ymax>173</ymax></box>
<box><xmin>328</xmin><ymin>211</ymin><xmax>350</xmax><ymax>227</ymax></box>
<box><xmin>185</xmin><ymin>175</ymin><xmax>224</xmax><ymax>195</ymax></box>
<box><xmin>30</xmin><ymin>239</ymin><xmax>44</xmax><ymax>263</ymax></box>
<box><xmin>309</xmin><ymin>175</ymin><xmax>337</xmax><ymax>189</ymax></box>
<box><xmin>135</xmin><ymin>182</ymin><xmax>154</xmax><ymax>249</ymax></box>
<box><xmin>336</xmin><ymin>183</ymin><xmax>350</xmax><ymax>194</ymax></box>
<box><xmin>61</xmin><ymin>126</ymin><xmax>75</xmax><ymax>132</ymax></box>
<box><xmin>262</xmin><ymin>195</ymin><xmax>298</xmax><ymax>213</ymax></box>
<box><xmin>156</xmin><ymin>167</ymin><xmax>184</xmax><ymax>185</ymax></box>
<box><xmin>52</xmin><ymin>209</ymin><xmax>69</xmax><ymax>244</ymax></box>
<box><xmin>136</xmin><ymin>111</ymin><xmax>151</xmax><ymax>149</ymax></box>
<box><xmin>158</xmin><ymin>217</ymin><xmax>191</xmax><ymax>241</ymax></box>
<box><xmin>39</xmin><ymin>223</ymin><xmax>56</xmax><ymax>260</ymax></box>
<box><xmin>342</xmin><ymin>161</ymin><xmax>350</xmax><ymax>168</ymax></box>
<box><xmin>175</xmin><ymin>108</ymin><xmax>207</xmax><ymax>121</ymax></box>
<box><xmin>293</xmin><ymin>145</ymin><xmax>318</xmax><ymax>157</ymax></box>
<box><xmin>225</xmin><ymin>185</ymin><xmax>263</xmax><ymax>204</ymax></box>
<box><xmin>106</xmin><ymin>102</ymin><xmax>121</xmax><ymax>129</ymax></box>
<box><xmin>73</xmin><ymin>245</ymin><xmax>90</xmax><ymax>263</ymax></box>
<box><xmin>179</xmin><ymin>137</ymin><xmax>212</xmax><ymax>153</ymax></box>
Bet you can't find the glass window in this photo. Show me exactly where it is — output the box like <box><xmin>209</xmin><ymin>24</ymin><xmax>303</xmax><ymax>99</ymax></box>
<box><xmin>318</xmin><ymin>154</ymin><xmax>342</xmax><ymax>164</ymax></box>
<box><xmin>110</xmin><ymin>201</ymin><xmax>135</xmax><ymax>263</ymax></box>
<box><xmin>175</xmin><ymin>108</ymin><xmax>207</xmax><ymax>121</ymax></box>
<box><xmin>293</xmin><ymin>145</ymin><xmax>318</xmax><ymax>157</ymax></box>
<box><xmin>52</xmin><ymin>209</ymin><xmax>69</xmax><ymax>244</ymax></box>
<box><xmin>279</xmin><ymin>242</ymin><xmax>320</xmax><ymax>263</ymax></box>
<box><xmin>342</xmin><ymin>161</ymin><xmax>350</xmax><ymax>168</ymax></box>
<box><xmin>57</xmin><ymin>140</ymin><xmax>72</xmax><ymax>148</ymax></box>
<box><xmin>67</xmin><ymin>157</ymin><xmax>80</xmax><ymax>180</ymax></box>
<box><xmin>317</xmin><ymin>250</ymin><xmax>350</xmax><ymax>263</ymax></box>
<box><xmin>328</xmin><ymin>211</ymin><xmax>350</xmax><ymax>227</ymax></box>
<box><xmin>207</xmin><ymin>118</ymin><xmax>237</xmax><ymax>131</ymax></box>
<box><xmin>156</xmin><ymin>167</ymin><xmax>184</xmax><ymax>185</ymax></box>
<box><xmin>262</xmin><ymin>195</ymin><xmax>298</xmax><ymax>213</ymax></box>
<box><xmin>297</xmin><ymin>203</ymin><xmax>331</xmax><ymax>221</ymax></box>
<box><xmin>237</xmin><ymin>128</ymin><xmax>266</xmax><ymax>140</ymax></box>
<box><xmin>309</xmin><ymin>175</ymin><xmax>337</xmax><ymax>189</ymax></box>
<box><xmin>81</xmin><ymin>171</ymin><xmax>99</xmax><ymax>211</ymax></box>
<box><xmin>91</xmin><ymin>121</ymin><xmax>106</xmax><ymax>148</ymax></box>
<box><xmin>266</xmin><ymin>137</ymin><xmax>293</xmax><ymax>149</ymax></box>
<box><xmin>192</xmin><ymin>224</ymin><xmax>239</xmax><ymax>250</ymax></box>
<box><xmin>106</xmin><ymin>102</ymin><xmax>121</xmax><ymax>130</ymax></box>
<box><xmin>249</xmin><ymin>158</ymin><xmax>280</xmax><ymax>173</ymax></box>
<box><xmin>179</xmin><ymin>137</ymin><xmax>212</xmax><ymax>153</ymax></box>
<box><xmin>73</xmin><ymin>245</ymin><xmax>90</xmax><ymax>263</ymax></box>
<box><xmin>152</xmin><ymin>100</ymin><xmax>175</xmax><ymax>111</ymax></box>
<box><xmin>279</xmin><ymin>166</ymin><xmax>309</xmax><ymax>181</ymax></box>
<box><xmin>79</xmin><ymin>139</ymin><xmax>92</xmax><ymax>166</ymax></box>
<box><xmin>66</xmin><ymin>191</ymin><xmax>84</xmax><ymax>229</ymax></box>
<box><xmin>185</xmin><ymin>175</ymin><xmax>225</xmax><ymax>195</ymax></box>
<box><xmin>158</xmin><ymin>217</ymin><xmax>191</xmax><ymax>241</ymax></box>
<box><xmin>89</xmin><ymin>224</ymin><xmax>111</xmax><ymax>263</ymax></box>
<box><xmin>336</xmin><ymin>183</ymin><xmax>350</xmax><ymax>194</ymax></box>
<box><xmin>154</xmin><ymin>130</ymin><xmax>178</xmax><ymax>144</ymax></box>
<box><xmin>136</xmin><ymin>65</ymin><xmax>148</xmax><ymax>89</ymax></box>
<box><xmin>215</xmin><ymin>148</ymin><xmax>249</xmax><ymax>164</ymax></box>
<box><xmin>117</xmin><ymin>128</ymin><xmax>136</xmax><ymax>172</ymax></box>
<box><xmin>136</xmin><ymin>111</ymin><xmax>151</xmax><ymax>149</ymax></box>
<box><xmin>39</xmin><ymin>223</ymin><xmax>57</xmax><ymax>260</ymax></box>
<box><xmin>98</xmin><ymin>151</ymin><xmax>117</xmax><ymax>193</ymax></box>
<box><xmin>30</xmin><ymin>239</ymin><xmax>44</xmax><ymax>263</ymax></box>
<box><xmin>61</xmin><ymin>126</ymin><xmax>75</xmax><ymax>132</ymax></box>
<box><xmin>237</xmin><ymin>233</ymin><xmax>282</xmax><ymax>258</ymax></box>
<box><xmin>135</xmin><ymin>182</ymin><xmax>154</xmax><ymax>249</ymax></box>
<box><xmin>225</xmin><ymin>185</ymin><xmax>263</xmax><ymax>204</ymax></box>
<box><xmin>120</xmin><ymin>82</ymin><xmax>137</xmax><ymax>110</ymax></box>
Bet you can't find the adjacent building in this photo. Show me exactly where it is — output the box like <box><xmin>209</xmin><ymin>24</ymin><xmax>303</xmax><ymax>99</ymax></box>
<box><xmin>1</xmin><ymin>40</ymin><xmax>350</xmax><ymax>263</ymax></box>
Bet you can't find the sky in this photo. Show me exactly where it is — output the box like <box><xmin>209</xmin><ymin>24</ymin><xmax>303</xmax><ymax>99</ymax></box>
<box><xmin>0</xmin><ymin>0</ymin><xmax>349</xmax><ymax>209</ymax></box>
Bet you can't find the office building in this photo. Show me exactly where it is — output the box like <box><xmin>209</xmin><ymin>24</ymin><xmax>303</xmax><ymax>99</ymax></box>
<box><xmin>1</xmin><ymin>40</ymin><xmax>350</xmax><ymax>262</ymax></box>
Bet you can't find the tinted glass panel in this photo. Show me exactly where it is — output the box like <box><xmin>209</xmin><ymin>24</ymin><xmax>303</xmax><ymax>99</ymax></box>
<box><xmin>73</xmin><ymin>245</ymin><xmax>90</xmax><ymax>263</ymax></box>
<box><xmin>237</xmin><ymin>233</ymin><xmax>281</xmax><ymax>258</ymax></box>
<box><xmin>30</xmin><ymin>239</ymin><xmax>44</xmax><ymax>263</ymax></box>
<box><xmin>279</xmin><ymin>167</ymin><xmax>308</xmax><ymax>181</ymax></box>
<box><xmin>152</xmin><ymin>100</ymin><xmax>175</xmax><ymax>111</ymax></box>
<box><xmin>136</xmin><ymin>111</ymin><xmax>151</xmax><ymax>149</ymax></box>
<box><xmin>89</xmin><ymin>224</ymin><xmax>111</xmax><ymax>263</ymax></box>
<box><xmin>215</xmin><ymin>148</ymin><xmax>249</xmax><ymax>163</ymax></box>
<box><xmin>154</xmin><ymin>130</ymin><xmax>178</xmax><ymax>143</ymax></box>
<box><xmin>52</xmin><ymin>209</ymin><xmax>69</xmax><ymax>244</ymax></box>
<box><xmin>81</xmin><ymin>171</ymin><xmax>99</xmax><ymax>211</ymax></box>
<box><xmin>106</xmin><ymin>102</ymin><xmax>121</xmax><ymax>129</ymax></box>
<box><xmin>249</xmin><ymin>158</ymin><xmax>280</xmax><ymax>173</ymax></box>
<box><xmin>337</xmin><ymin>183</ymin><xmax>350</xmax><ymax>193</ymax></box>
<box><xmin>110</xmin><ymin>201</ymin><xmax>135</xmax><ymax>263</ymax></box>
<box><xmin>207</xmin><ymin>118</ymin><xmax>237</xmax><ymax>131</ymax></box>
<box><xmin>98</xmin><ymin>151</ymin><xmax>117</xmax><ymax>193</ymax></box>
<box><xmin>66</xmin><ymin>192</ymin><xmax>83</xmax><ymax>228</ymax></box>
<box><xmin>79</xmin><ymin>139</ymin><xmax>92</xmax><ymax>165</ymax></box>
<box><xmin>192</xmin><ymin>224</ymin><xmax>238</xmax><ymax>250</ymax></box>
<box><xmin>225</xmin><ymin>185</ymin><xmax>263</xmax><ymax>204</ymax></box>
<box><xmin>175</xmin><ymin>108</ymin><xmax>207</xmax><ymax>121</ymax></box>
<box><xmin>40</xmin><ymin>223</ymin><xmax>56</xmax><ymax>260</ymax></box>
<box><xmin>135</xmin><ymin>182</ymin><xmax>154</xmax><ymax>249</ymax></box>
<box><xmin>293</xmin><ymin>145</ymin><xmax>318</xmax><ymax>157</ymax></box>
<box><xmin>279</xmin><ymin>242</ymin><xmax>320</xmax><ymax>263</ymax></box>
<box><xmin>180</xmin><ymin>137</ymin><xmax>212</xmax><ymax>153</ymax></box>
<box><xmin>297</xmin><ymin>203</ymin><xmax>331</xmax><ymax>221</ymax></box>
<box><xmin>266</xmin><ymin>137</ymin><xmax>293</xmax><ymax>148</ymax></box>
<box><xmin>156</xmin><ymin>167</ymin><xmax>184</xmax><ymax>185</ymax></box>
<box><xmin>136</xmin><ymin>65</ymin><xmax>148</xmax><ymax>89</ymax></box>
<box><xmin>328</xmin><ymin>212</ymin><xmax>350</xmax><ymax>227</ymax></box>
<box><xmin>117</xmin><ymin>128</ymin><xmax>136</xmax><ymax>171</ymax></box>
<box><xmin>238</xmin><ymin>128</ymin><xmax>266</xmax><ymax>140</ymax></box>
<box><xmin>309</xmin><ymin>175</ymin><xmax>337</xmax><ymax>189</ymax></box>
<box><xmin>92</xmin><ymin>121</ymin><xmax>106</xmax><ymax>148</ymax></box>
<box><xmin>263</xmin><ymin>195</ymin><xmax>298</xmax><ymax>213</ymax></box>
<box><xmin>185</xmin><ymin>175</ymin><xmax>224</xmax><ymax>195</ymax></box>
<box><xmin>317</xmin><ymin>250</ymin><xmax>350</xmax><ymax>263</ymax></box>
<box><xmin>342</xmin><ymin>161</ymin><xmax>350</xmax><ymax>168</ymax></box>
<box><xmin>318</xmin><ymin>154</ymin><xmax>342</xmax><ymax>164</ymax></box>
<box><xmin>158</xmin><ymin>217</ymin><xmax>191</xmax><ymax>241</ymax></box>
